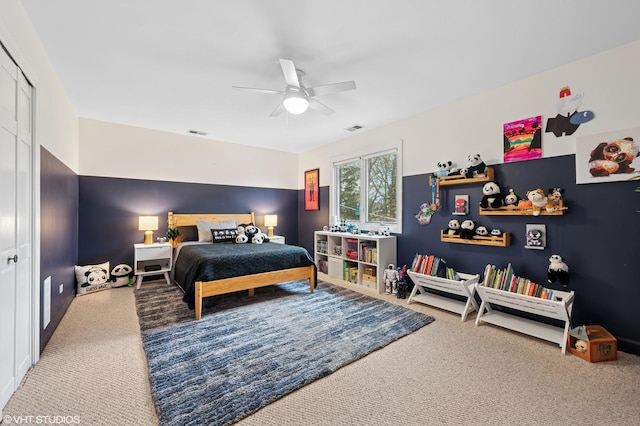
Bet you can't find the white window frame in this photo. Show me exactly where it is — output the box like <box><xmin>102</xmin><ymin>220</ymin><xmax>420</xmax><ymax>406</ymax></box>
<box><xmin>330</xmin><ymin>142</ymin><xmax>403</xmax><ymax>234</ymax></box>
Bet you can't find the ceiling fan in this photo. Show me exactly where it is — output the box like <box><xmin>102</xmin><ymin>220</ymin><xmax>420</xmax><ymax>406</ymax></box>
<box><xmin>232</xmin><ymin>58</ymin><xmax>356</xmax><ymax>117</ymax></box>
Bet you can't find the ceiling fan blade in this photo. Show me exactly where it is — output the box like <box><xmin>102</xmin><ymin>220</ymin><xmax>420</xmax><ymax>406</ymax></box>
<box><xmin>308</xmin><ymin>98</ymin><xmax>334</xmax><ymax>115</ymax></box>
<box><xmin>306</xmin><ymin>80</ymin><xmax>356</xmax><ymax>97</ymax></box>
<box><xmin>269</xmin><ymin>102</ymin><xmax>285</xmax><ymax>117</ymax></box>
<box><xmin>232</xmin><ymin>86</ymin><xmax>284</xmax><ymax>95</ymax></box>
<box><xmin>279</xmin><ymin>58</ymin><xmax>300</xmax><ymax>88</ymax></box>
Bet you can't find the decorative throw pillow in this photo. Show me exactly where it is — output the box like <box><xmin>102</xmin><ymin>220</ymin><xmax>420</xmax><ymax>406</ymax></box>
<box><xmin>75</xmin><ymin>261</ymin><xmax>112</xmax><ymax>296</ymax></box>
<box><xmin>177</xmin><ymin>225</ymin><xmax>198</xmax><ymax>242</ymax></box>
<box><xmin>197</xmin><ymin>219</ymin><xmax>238</xmax><ymax>242</ymax></box>
<box><xmin>211</xmin><ymin>228</ymin><xmax>239</xmax><ymax>243</ymax></box>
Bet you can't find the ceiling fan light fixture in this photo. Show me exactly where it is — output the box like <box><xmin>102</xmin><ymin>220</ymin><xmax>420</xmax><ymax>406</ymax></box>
<box><xmin>283</xmin><ymin>91</ymin><xmax>309</xmax><ymax>115</ymax></box>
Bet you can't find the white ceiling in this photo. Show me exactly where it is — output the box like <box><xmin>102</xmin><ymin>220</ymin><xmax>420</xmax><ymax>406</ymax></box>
<box><xmin>20</xmin><ymin>0</ymin><xmax>640</xmax><ymax>154</ymax></box>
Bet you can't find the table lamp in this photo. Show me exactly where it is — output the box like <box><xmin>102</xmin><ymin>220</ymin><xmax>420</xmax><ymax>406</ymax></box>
<box><xmin>264</xmin><ymin>215</ymin><xmax>278</xmax><ymax>238</ymax></box>
<box><xmin>139</xmin><ymin>215</ymin><xmax>159</xmax><ymax>245</ymax></box>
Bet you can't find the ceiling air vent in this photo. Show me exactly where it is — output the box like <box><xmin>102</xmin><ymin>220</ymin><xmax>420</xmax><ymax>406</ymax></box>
<box><xmin>345</xmin><ymin>125</ymin><xmax>364</xmax><ymax>132</ymax></box>
<box><xmin>188</xmin><ymin>129</ymin><xmax>208</xmax><ymax>136</ymax></box>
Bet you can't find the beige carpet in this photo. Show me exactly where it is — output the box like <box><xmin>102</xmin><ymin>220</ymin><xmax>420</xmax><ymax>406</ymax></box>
<box><xmin>3</xmin><ymin>281</ymin><xmax>640</xmax><ymax>426</ymax></box>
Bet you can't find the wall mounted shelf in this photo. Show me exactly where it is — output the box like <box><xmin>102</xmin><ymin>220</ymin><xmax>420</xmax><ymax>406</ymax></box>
<box><xmin>479</xmin><ymin>200</ymin><xmax>566</xmax><ymax>216</ymax></box>
<box><xmin>430</xmin><ymin>167</ymin><xmax>494</xmax><ymax>186</ymax></box>
<box><xmin>440</xmin><ymin>230</ymin><xmax>510</xmax><ymax>247</ymax></box>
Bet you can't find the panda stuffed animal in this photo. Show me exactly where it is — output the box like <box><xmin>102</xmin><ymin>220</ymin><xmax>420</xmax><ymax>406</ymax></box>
<box><xmin>504</xmin><ymin>188</ymin><xmax>518</xmax><ymax>206</ymax></box>
<box><xmin>459</xmin><ymin>219</ymin><xmax>476</xmax><ymax>239</ymax></box>
<box><xmin>480</xmin><ymin>181</ymin><xmax>504</xmax><ymax>209</ymax></box>
<box><xmin>434</xmin><ymin>161</ymin><xmax>455</xmax><ymax>177</ymax></box>
<box><xmin>110</xmin><ymin>263</ymin><xmax>133</xmax><ymax>287</ymax></box>
<box><xmin>463</xmin><ymin>154</ymin><xmax>487</xmax><ymax>178</ymax></box>
<box><xmin>475</xmin><ymin>226</ymin><xmax>489</xmax><ymax>237</ymax></box>
<box><xmin>443</xmin><ymin>219</ymin><xmax>461</xmax><ymax>236</ymax></box>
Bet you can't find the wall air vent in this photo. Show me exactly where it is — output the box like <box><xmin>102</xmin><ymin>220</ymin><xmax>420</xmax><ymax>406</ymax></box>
<box><xmin>188</xmin><ymin>129</ymin><xmax>208</xmax><ymax>136</ymax></box>
<box><xmin>345</xmin><ymin>125</ymin><xmax>364</xmax><ymax>132</ymax></box>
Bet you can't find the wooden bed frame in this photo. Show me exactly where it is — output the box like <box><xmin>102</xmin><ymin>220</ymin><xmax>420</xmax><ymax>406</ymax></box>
<box><xmin>167</xmin><ymin>212</ymin><xmax>316</xmax><ymax>320</ymax></box>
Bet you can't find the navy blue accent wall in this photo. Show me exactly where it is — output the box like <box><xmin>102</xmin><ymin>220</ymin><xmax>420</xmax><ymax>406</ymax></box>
<box><xmin>78</xmin><ymin>176</ymin><xmax>299</xmax><ymax>268</ymax></box>
<box><xmin>400</xmin><ymin>155</ymin><xmax>639</xmax><ymax>353</ymax></box>
<box><xmin>297</xmin><ymin>155</ymin><xmax>640</xmax><ymax>355</ymax></box>
<box><xmin>40</xmin><ymin>147</ymin><xmax>78</xmax><ymax>352</ymax></box>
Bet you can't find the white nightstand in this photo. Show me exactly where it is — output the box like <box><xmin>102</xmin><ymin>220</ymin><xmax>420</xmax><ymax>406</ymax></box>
<box><xmin>269</xmin><ymin>235</ymin><xmax>285</xmax><ymax>244</ymax></box>
<box><xmin>134</xmin><ymin>243</ymin><xmax>172</xmax><ymax>288</ymax></box>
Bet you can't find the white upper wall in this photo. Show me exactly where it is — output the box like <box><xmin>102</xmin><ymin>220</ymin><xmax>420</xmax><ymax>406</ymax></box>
<box><xmin>79</xmin><ymin>118</ymin><xmax>299</xmax><ymax>189</ymax></box>
<box><xmin>0</xmin><ymin>0</ymin><xmax>79</xmax><ymax>172</ymax></box>
<box><xmin>299</xmin><ymin>40</ymin><xmax>640</xmax><ymax>188</ymax></box>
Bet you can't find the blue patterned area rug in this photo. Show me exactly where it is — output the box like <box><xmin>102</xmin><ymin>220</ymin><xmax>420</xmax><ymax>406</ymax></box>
<box><xmin>134</xmin><ymin>280</ymin><xmax>434</xmax><ymax>426</ymax></box>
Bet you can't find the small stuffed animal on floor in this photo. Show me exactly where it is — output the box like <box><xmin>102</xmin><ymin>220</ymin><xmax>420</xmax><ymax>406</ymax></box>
<box><xmin>396</xmin><ymin>265</ymin><xmax>408</xmax><ymax>299</ymax></box>
<box><xmin>547</xmin><ymin>254</ymin><xmax>570</xmax><ymax>287</ymax></box>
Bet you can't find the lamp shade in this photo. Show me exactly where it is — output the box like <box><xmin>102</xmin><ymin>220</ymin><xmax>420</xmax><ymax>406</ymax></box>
<box><xmin>283</xmin><ymin>92</ymin><xmax>309</xmax><ymax>114</ymax></box>
<box><xmin>264</xmin><ymin>215</ymin><xmax>278</xmax><ymax>227</ymax></box>
<box><xmin>138</xmin><ymin>216</ymin><xmax>159</xmax><ymax>231</ymax></box>
<box><xmin>264</xmin><ymin>214</ymin><xmax>278</xmax><ymax>238</ymax></box>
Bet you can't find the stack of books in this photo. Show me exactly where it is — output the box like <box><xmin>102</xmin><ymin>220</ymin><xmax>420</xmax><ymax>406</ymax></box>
<box><xmin>410</xmin><ymin>253</ymin><xmax>458</xmax><ymax>280</ymax></box>
<box><xmin>482</xmin><ymin>263</ymin><xmax>555</xmax><ymax>299</ymax></box>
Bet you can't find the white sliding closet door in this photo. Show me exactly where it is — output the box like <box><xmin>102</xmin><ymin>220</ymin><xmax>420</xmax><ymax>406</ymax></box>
<box><xmin>0</xmin><ymin>45</ymin><xmax>33</xmax><ymax>413</ymax></box>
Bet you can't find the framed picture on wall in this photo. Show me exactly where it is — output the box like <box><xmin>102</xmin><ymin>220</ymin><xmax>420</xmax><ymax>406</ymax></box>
<box><xmin>576</xmin><ymin>126</ymin><xmax>640</xmax><ymax>184</ymax></box>
<box><xmin>304</xmin><ymin>168</ymin><xmax>319</xmax><ymax>211</ymax></box>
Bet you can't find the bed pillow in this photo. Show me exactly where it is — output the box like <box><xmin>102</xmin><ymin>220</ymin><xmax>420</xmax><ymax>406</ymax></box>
<box><xmin>177</xmin><ymin>225</ymin><xmax>198</xmax><ymax>242</ymax></box>
<box><xmin>196</xmin><ymin>219</ymin><xmax>238</xmax><ymax>242</ymax></box>
<box><xmin>211</xmin><ymin>228</ymin><xmax>239</xmax><ymax>243</ymax></box>
<box><xmin>75</xmin><ymin>261</ymin><xmax>112</xmax><ymax>296</ymax></box>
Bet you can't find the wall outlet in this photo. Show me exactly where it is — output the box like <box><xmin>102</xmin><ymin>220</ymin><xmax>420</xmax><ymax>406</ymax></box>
<box><xmin>59</xmin><ymin>283</ymin><xmax>64</xmax><ymax>294</ymax></box>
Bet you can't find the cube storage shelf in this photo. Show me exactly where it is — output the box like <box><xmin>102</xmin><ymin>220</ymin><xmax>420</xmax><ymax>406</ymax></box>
<box><xmin>407</xmin><ymin>271</ymin><xmax>480</xmax><ymax>321</ymax></box>
<box><xmin>314</xmin><ymin>231</ymin><xmax>397</xmax><ymax>293</ymax></box>
<box><xmin>474</xmin><ymin>284</ymin><xmax>575</xmax><ymax>353</ymax></box>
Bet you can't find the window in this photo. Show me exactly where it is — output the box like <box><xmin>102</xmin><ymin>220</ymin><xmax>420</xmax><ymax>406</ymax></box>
<box><xmin>332</xmin><ymin>147</ymin><xmax>402</xmax><ymax>233</ymax></box>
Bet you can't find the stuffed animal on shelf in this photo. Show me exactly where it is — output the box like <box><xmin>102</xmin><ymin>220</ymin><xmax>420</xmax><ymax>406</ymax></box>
<box><xmin>444</xmin><ymin>219</ymin><xmax>461</xmax><ymax>236</ymax></box>
<box><xmin>504</xmin><ymin>188</ymin><xmax>518</xmax><ymax>207</ymax></box>
<box><xmin>480</xmin><ymin>181</ymin><xmax>504</xmax><ymax>209</ymax></box>
<box><xmin>547</xmin><ymin>254</ymin><xmax>570</xmax><ymax>287</ymax></box>
<box><xmin>526</xmin><ymin>188</ymin><xmax>549</xmax><ymax>216</ymax></box>
<box><xmin>462</xmin><ymin>154</ymin><xmax>487</xmax><ymax>178</ymax></box>
<box><xmin>547</xmin><ymin>187</ymin><xmax>564</xmax><ymax>211</ymax></box>
<box><xmin>383</xmin><ymin>264</ymin><xmax>400</xmax><ymax>294</ymax></box>
<box><xmin>475</xmin><ymin>225</ymin><xmax>489</xmax><ymax>237</ymax></box>
<box><xmin>459</xmin><ymin>219</ymin><xmax>476</xmax><ymax>239</ymax></box>
<box><xmin>434</xmin><ymin>161</ymin><xmax>455</xmax><ymax>177</ymax></box>
<box><xmin>490</xmin><ymin>228</ymin><xmax>503</xmax><ymax>238</ymax></box>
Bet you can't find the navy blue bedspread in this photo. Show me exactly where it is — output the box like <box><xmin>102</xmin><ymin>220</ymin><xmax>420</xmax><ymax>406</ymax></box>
<box><xmin>174</xmin><ymin>242</ymin><xmax>316</xmax><ymax>309</ymax></box>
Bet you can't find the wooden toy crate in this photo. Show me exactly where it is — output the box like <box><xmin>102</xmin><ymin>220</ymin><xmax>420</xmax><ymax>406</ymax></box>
<box><xmin>567</xmin><ymin>325</ymin><xmax>617</xmax><ymax>362</ymax></box>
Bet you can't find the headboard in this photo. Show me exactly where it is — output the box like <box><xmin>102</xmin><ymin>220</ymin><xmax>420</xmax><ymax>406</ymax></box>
<box><xmin>167</xmin><ymin>211</ymin><xmax>256</xmax><ymax>247</ymax></box>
